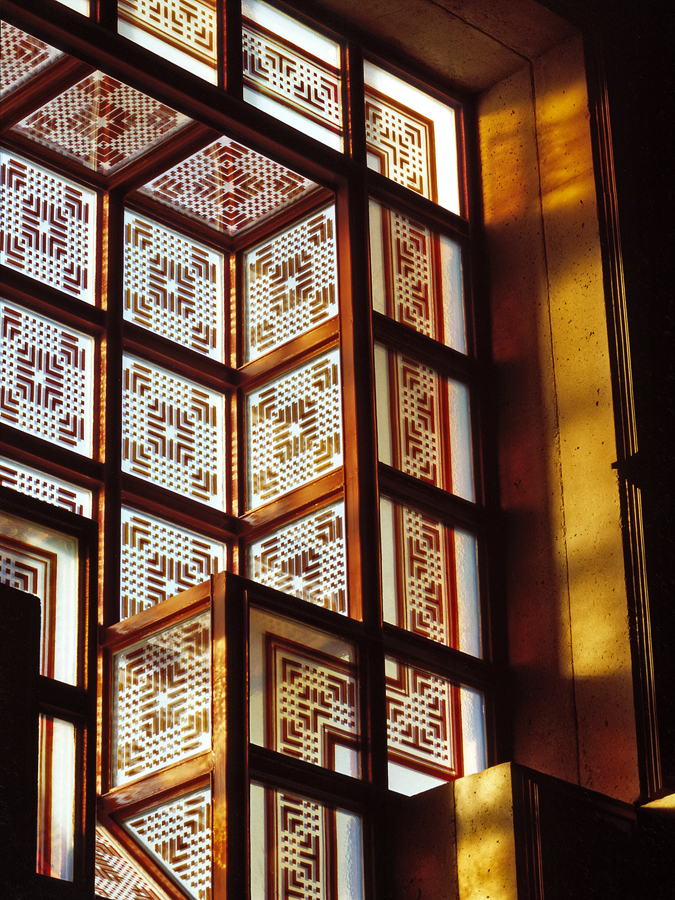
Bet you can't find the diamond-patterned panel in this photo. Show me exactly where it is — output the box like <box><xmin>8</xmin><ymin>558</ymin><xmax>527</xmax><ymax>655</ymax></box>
<box><xmin>1</xmin><ymin>301</ymin><xmax>95</xmax><ymax>456</ymax></box>
<box><xmin>124</xmin><ymin>790</ymin><xmax>212</xmax><ymax>900</ymax></box>
<box><xmin>247</xmin><ymin>349</ymin><xmax>342</xmax><ymax>508</ymax></box>
<box><xmin>124</xmin><ymin>211</ymin><xmax>224</xmax><ymax>359</ymax></box>
<box><xmin>95</xmin><ymin>826</ymin><xmax>165</xmax><ymax>900</ymax></box>
<box><xmin>112</xmin><ymin>613</ymin><xmax>211</xmax><ymax>785</ymax></box>
<box><xmin>121</xmin><ymin>507</ymin><xmax>226</xmax><ymax>619</ymax></box>
<box><xmin>13</xmin><ymin>72</ymin><xmax>191</xmax><ymax>175</ymax></box>
<box><xmin>0</xmin><ymin>153</ymin><xmax>97</xmax><ymax>302</ymax></box>
<box><xmin>248</xmin><ymin>503</ymin><xmax>347</xmax><ymax>614</ymax></box>
<box><xmin>140</xmin><ymin>136</ymin><xmax>318</xmax><ymax>236</ymax></box>
<box><xmin>0</xmin><ymin>457</ymin><xmax>92</xmax><ymax>517</ymax></box>
<box><xmin>386</xmin><ymin>658</ymin><xmax>457</xmax><ymax>779</ymax></box>
<box><xmin>122</xmin><ymin>355</ymin><xmax>225</xmax><ymax>509</ymax></box>
<box><xmin>245</xmin><ymin>206</ymin><xmax>338</xmax><ymax>360</ymax></box>
<box><xmin>0</xmin><ymin>24</ymin><xmax>65</xmax><ymax>99</ymax></box>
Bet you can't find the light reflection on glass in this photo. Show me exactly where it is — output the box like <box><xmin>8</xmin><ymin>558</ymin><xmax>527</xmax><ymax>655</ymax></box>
<box><xmin>37</xmin><ymin>715</ymin><xmax>76</xmax><ymax>881</ymax></box>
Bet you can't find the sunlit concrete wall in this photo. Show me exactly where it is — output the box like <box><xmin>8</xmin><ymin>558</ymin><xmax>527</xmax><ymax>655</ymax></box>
<box><xmin>479</xmin><ymin>35</ymin><xmax>639</xmax><ymax>802</ymax></box>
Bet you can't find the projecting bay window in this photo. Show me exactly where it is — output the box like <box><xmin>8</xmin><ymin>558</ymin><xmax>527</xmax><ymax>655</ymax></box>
<box><xmin>0</xmin><ymin>1</ymin><xmax>494</xmax><ymax>897</ymax></box>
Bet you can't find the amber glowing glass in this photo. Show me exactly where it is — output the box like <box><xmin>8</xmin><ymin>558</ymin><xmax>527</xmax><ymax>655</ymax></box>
<box><xmin>37</xmin><ymin>715</ymin><xmax>76</xmax><ymax>880</ymax></box>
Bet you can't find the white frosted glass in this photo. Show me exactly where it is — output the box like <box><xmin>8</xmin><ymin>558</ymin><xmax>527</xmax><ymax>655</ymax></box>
<box><xmin>373</xmin><ymin>343</ymin><xmax>392</xmax><ymax>466</ymax></box>
<box><xmin>440</xmin><ymin>234</ymin><xmax>467</xmax><ymax>353</ymax></box>
<box><xmin>56</xmin><ymin>0</ymin><xmax>89</xmax><ymax>13</ymax></box>
<box><xmin>243</xmin><ymin>87</ymin><xmax>342</xmax><ymax>151</ymax></box>
<box><xmin>368</xmin><ymin>199</ymin><xmax>386</xmax><ymax>315</ymax></box>
<box><xmin>456</xmin><ymin>529</ymin><xmax>482</xmax><ymax>658</ymax></box>
<box><xmin>249</xmin><ymin>784</ymin><xmax>266</xmax><ymax>900</ymax></box>
<box><xmin>460</xmin><ymin>686</ymin><xmax>487</xmax><ymax>776</ymax></box>
<box><xmin>379</xmin><ymin>497</ymin><xmax>397</xmax><ymax>624</ymax></box>
<box><xmin>118</xmin><ymin>21</ymin><xmax>217</xmax><ymax>84</ymax></box>
<box><xmin>388</xmin><ymin>760</ymin><xmax>446</xmax><ymax>796</ymax></box>
<box><xmin>0</xmin><ymin>511</ymin><xmax>79</xmax><ymax>684</ymax></box>
<box><xmin>336</xmin><ymin>810</ymin><xmax>365</xmax><ymax>900</ymax></box>
<box><xmin>448</xmin><ymin>379</ymin><xmax>475</xmax><ymax>501</ymax></box>
<box><xmin>243</xmin><ymin>0</ymin><xmax>339</xmax><ymax>65</ymax></box>
<box><xmin>364</xmin><ymin>61</ymin><xmax>460</xmax><ymax>215</ymax></box>
<box><xmin>37</xmin><ymin>715</ymin><xmax>76</xmax><ymax>880</ymax></box>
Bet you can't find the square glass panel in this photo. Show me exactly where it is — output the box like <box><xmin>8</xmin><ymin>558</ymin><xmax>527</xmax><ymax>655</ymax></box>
<box><xmin>0</xmin><ymin>511</ymin><xmax>79</xmax><ymax>684</ymax></box>
<box><xmin>0</xmin><ymin>457</ymin><xmax>92</xmax><ymax>517</ymax></box>
<box><xmin>245</xmin><ymin>205</ymin><xmax>338</xmax><ymax>361</ymax></box>
<box><xmin>140</xmin><ymin>136</ymin><xmax>319</xmax><ymax>236</ymax></box>
<box><xmin>121</xmin><ymin>507</ymin><xmax>226</xmax><ymax>619</ymax></box>
<box><xmin>248</xmin><ymin>501</ymin><xmax>347</xmax><ymax>615</ymax></box>
<box><xmin>380</xmin><ymin>497</ymin><xmax>481</xmax><ymax>657</ymax></box>
<box><xmin>242</xmin><ymin>0</ymin><xmax>343</xmax><ymax>151</ymax></box>
<box><xmin>250</xmin><ymin>607</ymin><xmax>360</xmax><ymax>777</ymax></box>
<box><xmin>0</xmin><ymin>25</ymin><xmax>65</xmax><ymax>100</ymax></box>
<box><xmin>122</xmin><ymin>354</ymin><xmax>226</xmax><ymax>509</ymax></box>
<box><xmin>118</xmin><ymin>0</ymin><xmax>217</xmax><ymax>84</ymax></box>
<box><xmin>374</xmin><ymin>343</ymin><xmax>474</xmax><ymax>500</ymax></box>
<box><xmin>246</xmin><ymin>349</ymin><xmax>343</xmax><ymax>509</ymax></box>
<box><xmin>112</xmin><ymin>612</ymin><xmax>211</xmax><ymax>785</ymax></box>
<box><xmin>12</xmin><ymin>72</ymin><xmax>192</xmax><ymax>175</ymax></box>
<box><xmin>37</xmin><ymin>715</ymin><xmax>76</xmax><ymax>880</ymax></box>
<box><xmin>369</xmin><ymin>199</ymin><xmax>466</xmax><ymax>352</ymax></box>
<box><xmin>124</xmin><ymin>210</ymin><xmax>225</xmax><ymax>361</ymax></box>
<box><xmin>0</xmin><ymin>153</ymin><xmax>97</xmax><ymax>303</ymax></box>
<box><xmin>364</xmin><ymin>62</ymin><xmax>460</xmax><ymax>215</ymax></box>
<box><xmin>250</xmin><ymin>783</ymin><xmax>364</xmax><ymax>900</ymax></box>
<box><xmin>123</xmin><ymin>789</ymin><xmax>212</xmax><ymax>900</ymax></box>
<box><xmin>386</xmin><ymin>657</ymin><xmax>487</xmax><ymax>795</ymax></box>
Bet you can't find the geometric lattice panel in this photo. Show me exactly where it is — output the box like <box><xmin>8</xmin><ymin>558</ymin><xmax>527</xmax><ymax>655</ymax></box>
<box><xmin>121</xmin><ymin>507</ymin><xmax>226</xmax><ymax>619</ymax></box>
<box><xmin>268</xmin><ymin>634</ymin><xmax>358</xmax><ymax>771</ymax></box>
<box><xmin>385</xmin><ymin>658</ymin><xmax>457</xmax><ymax>779</ymax></box>
<box><xmin>12</xmin><ymin>72</ymin><xmax>191</xmax><ymax>175</ymax></box>
<box><xmin>242</xmin><ymin>1</ymin><xmax>342</xmax><ymax>149</ymax></box>
<box><xmin>124</xmin><ymin>789</ymin><xmax>212</xmax><ymax>900</ymax></box>
<box><xmin>0</xmin><ymin>24</ymin><xmax>65</xmax><ymax>100</ymax></box>
<box><xmin>365</xmin><ymin>87</ymin><xmax>435</xmax><ymax>202</ymax></box>
<box><xmin>246</xmin><ymin>349</ymin><xmax>342</xmax><ymax>508</ymax></box>
<box><xmin>0</xmin><ymin>456</ymin><xmax>92</xmax><ymax>517</ymax></box>
<box><xmin>0</xmin><ymin>301</ymin><xmax>95</xmax><ymax>456</ymax></box>
<box><xmin>95</xmin><ymin>826</ymin><xmax>165</xmax><ymax>900</ymax></box>
<box><xmin>123</xmin><ymin>212</ymin><xmax>225</xmax><ymax>360</ymax></box>
<box><xmin>139</xmin><ymin>136</ymin><xmax>318</xmax><ymax>236</ymax></box>
<box><xmin>248</xmin><ymin>502</ymin><xmax>347</xmax><ymax>614</ymax></box>
<box><xmin>245</xmin><ymin>206</ymin><xmax>338</xmax><ymax>360</ymax></box>
<box><xmin>0</xmin><ymin>152</ymin><xmax>97</xmax><ymax>303</ymax></box>
<box><xmin>112</xmin><ymin>613</ymin><xmax>211</xmax><ymax>785</ymax></box>
<box><xmin>122</xmin><ymin>355</ymin><xmax>225</xmax><ymax>509</ymax></box>
<box><xmin>118</xmin><ymin>0</ymin><xmax>217</xmax><ymax>79</ymax></box>
<box><xmin>274</xmin><ymin>792</ymin><xmax>327</xmax><ymax>900</ymax></box>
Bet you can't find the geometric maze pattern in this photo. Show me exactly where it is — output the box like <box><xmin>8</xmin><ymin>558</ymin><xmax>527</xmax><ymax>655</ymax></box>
<box><xmin>0</xmin><ymin>456</ymin><xmax>92</xmax><ymax>517</ymax></box>
<box><xmin>247</xmin><ymin>350</ymin><xmax>342</xmax><ymax>508</ymax></box>
<box><xmin>140</xmin><ymin>136</ymin><xmax>318</xmax><ymax>236</ymax></box>
<box><xmin>0</xmin><ymin>301</ymin><xmax>95</xmax><ymax>456</ymax></box>
<box><xmin>385</xmin><ymin>351</ymin><xmax>444</xmax><ymax>486</ymax></box>
<box><xmin>124</xmin><ymin>789</ymin><xmax>212</xmax><ymax>900</ymax></box>
<box><xmin>268</xmin><ymin>634</ymin><xmax>358</xmax><ymax>771</ymax></box>
<box><xmin>365</xmin><ymin>89</ymin><xmax>436</xmax><ymax>201</ymax></box>
<box><xmin>385</xmin><ymin>658</ymin><xmax>457</xmax><ymax>778</ymax></box>
<box><xmin>248</xmin><ymin>502</ymin><xmax>347</xmax><ymax>614</ymax></box>
<box><xmin>242</xmin><ymin>20</ymin><xmax>342</xmax><ymax>139</ymax></box>
<box><xmin>385</xmin><ymin>501</ymin><xmax>456</xmax><ymax>646</ymax></box>
<box><xmin>95</xmin><ymin>826</ymin><xmax>165</xmax><ymax>900</ymax></box>
<box><xmin>245</xmin><ymin>207</ymin><xmax>338</xmax><ymax>360</ymax></box>
<box><xmin>13</xmin><ymin>72</ymin><xmax>191</xmax><ymax>175</ymax></box>
<box><xmin>0</xmin><ymin>152</ymin><xmax>97</xmax><ymax>303</ymax></box>
<box><xmin>112</xmin><ymin>613</ymin><xmax>211</xmax><ymax>785</ymax></box>
<box><xmin>121</xmin><ymin>507</ymin><xmax>226</xmax><ymax>619</ymax></box>
<box><xmin>377</xmin><ymin>207</ymin><xmax>438</xmax><ymax>339</ymax></box>
<box><xmin>124</xmin><ymin>212</ymin><xmax>225</xmax><ymax>360</ymax></box>
<box><xmin>122</xmin><ymin>355</ymin><xmax>225</xmax><ymax>509</ymax></box>
<box><xmin>118</xmin><ymin>0</ymin><xmax>218</xmax><ymax>70</ymax></box>
<box><xmin>0</xmin><ymin>24</ymin><xmax>64</xmax><ymax>100</ymax></box>
<box><xmin>275</xmin><ymin>791</ymin><xmax>327</xmax><ymax>900</ymax></box>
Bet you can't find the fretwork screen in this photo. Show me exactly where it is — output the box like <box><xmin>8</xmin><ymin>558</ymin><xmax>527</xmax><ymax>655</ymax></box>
<box><xmin>0</xmin><ymin>1</ymin><xmax>493</xmax><ymax>898</ymax></box>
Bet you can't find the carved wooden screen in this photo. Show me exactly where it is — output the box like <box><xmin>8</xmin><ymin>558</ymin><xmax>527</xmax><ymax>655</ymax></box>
<box><xmin>0</xmin><ymin>3</ymin><xmax>493</xmax><ymax>899</ymax></box>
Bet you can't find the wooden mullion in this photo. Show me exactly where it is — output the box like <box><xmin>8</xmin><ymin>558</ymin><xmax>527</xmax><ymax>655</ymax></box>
<box><xmin>238</xmin><ymin>468</ymin><xmax>344</xmax><ymax>532</ymax></box>
<box><xmin>124</xmin><ymin>191</ymin><xmax>237</xmax><ymax>256</ymax></box>
<box><xmin>223</xmin><ymin>0</ymin><xmax>242</xmax><ymax>96</ymax></box>
<box><xmin>0</xmin><ymin>267</ymin><xmax>106</xmax><ymax>334</ymax></box>
<box><xmin>0</xmin><ymin>429</ymin><xmax>103</xmax><ymax>484</ymax></box>
<box><xmin>366</xmin><ymin>170</ymin><xmax>471</xmax><ymax>236</ymax></box>
<box><xmin>238</xmin><ymin>320</ymin><xmax>340</xmax><ymax>388</ymax></box>
<box><xmin>99</xmin><ymin>756</ymin><xmax>212</xmax><ymax>816</ymax></box>
<box><xmin>378</xmin><ymin>464</ymin><xmax>486</xmax><ymax>533</ymax></box>
<box><xmin>1</xmin><ymin>131</ymin><xmax>109</xmax><ymax>192</ymax></box>
<box><xmin>0</xmin><ymin>57</ymin><xmax>94</xmax><ymax>133</ymax></box>
<box><xmin>239</xmin><ymin>482</ymin><xmax>345</xmax><ymax>541</ymax></box>
<box><xmin>230</xmin><ymin>187</ymin><xmax>335</xmax><ymax>253</ymax></box>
